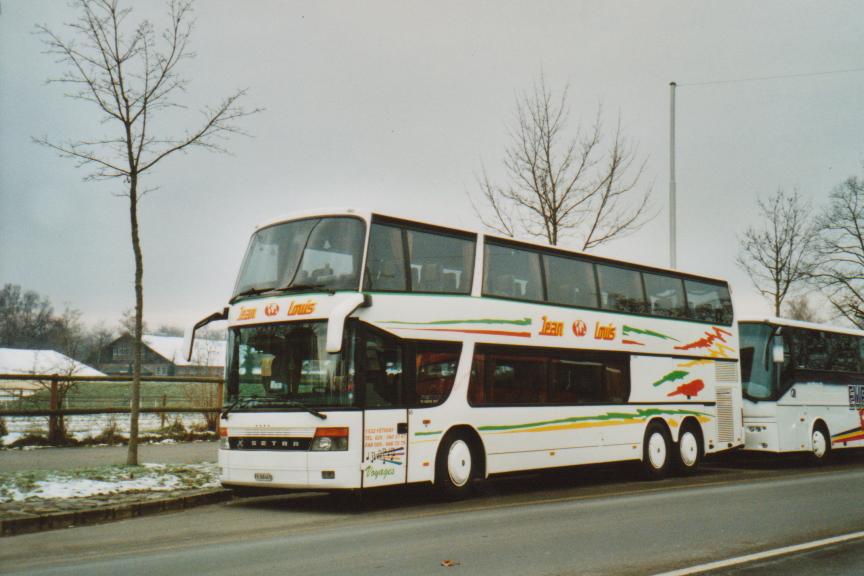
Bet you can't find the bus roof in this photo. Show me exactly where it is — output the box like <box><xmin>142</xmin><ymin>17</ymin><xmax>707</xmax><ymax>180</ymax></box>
<box><xmin>739</xmin><ymin>316</ymin><xmax>864</xmax><ymax>338</ymax></box>
<box><xmin>253</xmin><ymin>207</ymin><xmax>730</xmax><ymax>285</ymax></box>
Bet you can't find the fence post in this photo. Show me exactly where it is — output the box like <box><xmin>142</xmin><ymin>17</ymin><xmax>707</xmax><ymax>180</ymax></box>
<box><xmin>48</xmin><ymin>376</ymin><xmax>59</xmax><ymax>444</ymax></box>
<box><xmin>160</xmin><ymin>393</ymin><xmax>167</xmax><ymax>428</ymax></box>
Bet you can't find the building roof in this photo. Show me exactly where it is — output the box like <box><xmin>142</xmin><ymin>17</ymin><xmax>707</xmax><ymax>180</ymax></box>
<box><xmin>141</xmin><ymin>335</ymin><xmax>226</xmax><ymax>368</ymax></box>
<box><xmin>0</xmin><ymin>348</ymin><xmax>105</xmax><ymax>376</ymax></box>
<box><xmin>0</xmin><ymin>348</ymin><xmax>105</xmax><ymax>391</ymax></box>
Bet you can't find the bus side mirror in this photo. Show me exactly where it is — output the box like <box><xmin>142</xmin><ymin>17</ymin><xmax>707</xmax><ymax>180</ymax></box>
<box><xmin>184</xmin><ymin>307</ymin><xmax>229</xmax><ymax>361</ymax></box>
<box><xmin>772</xmin><ymin>337</ymin><xmax>785</xmax><ymax>364</ymax></box>
<box><xmin>326</xmin><ymin>293</ymin><xmax>371</xmax><ymax>353</ymax></box>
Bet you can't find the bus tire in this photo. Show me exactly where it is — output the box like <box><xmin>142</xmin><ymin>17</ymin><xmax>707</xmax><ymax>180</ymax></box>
<box><xmin>809</xmin><ymin>422</ymin><xmax>831</xmax><ymax>465</ymax></box>
<box><xmin>642</xmin><ymin>421</ymin><xmax>672</xmax><ymax>480</ymax></box>
<box><xmin>435</xmin><ymin>431</ymin><xmax>477</xmax><ymax>499</ymax></box>
<box><xmin>673</xmin><ymin>421</ymin><xmax>703</xmax><ymax>476</ymax></box>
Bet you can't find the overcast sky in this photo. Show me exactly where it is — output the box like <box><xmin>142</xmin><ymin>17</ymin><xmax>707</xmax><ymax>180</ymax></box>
<box><xmin>2</xmin><ymin>0</ymin><xmax>864</xmax><ymax>331</ymax></box>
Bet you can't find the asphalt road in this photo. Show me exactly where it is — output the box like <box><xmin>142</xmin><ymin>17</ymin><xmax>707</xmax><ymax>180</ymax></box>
<box><xmin>2</xmin><ymin>453</ymin><xmax>864</xmax><ymax>576</ymax></box>
<box><xmin>0</xmin><ymin>440</ymin><xmax>217</xmax><ymax>471</ymax></box>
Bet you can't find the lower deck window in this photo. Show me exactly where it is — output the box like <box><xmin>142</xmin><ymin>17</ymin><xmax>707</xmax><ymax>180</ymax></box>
<box><xmin>468</xmin><ymin>344</ymin><xmax>630</xmax><ymax>405</ymax></box>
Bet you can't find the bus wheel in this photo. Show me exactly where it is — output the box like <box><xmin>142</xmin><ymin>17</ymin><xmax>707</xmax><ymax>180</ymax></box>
<box><xmin>673</xmin><ymin>423</ymin><xmax>702</xmax><ymax>476</ymax></box>
<box><xmin>642</xmin><ymin>422</ymin><xmax>672</xmax><ymax>480</ymax></box>
<box><xmin>435</xmin><ymin>432</ymin><xmax>476</xmax><ymax>499</ymax></box>
<box><xmin>810</xmin><ymin>423</ymin><xmax>831</xmax><ymax>465</ymax></box>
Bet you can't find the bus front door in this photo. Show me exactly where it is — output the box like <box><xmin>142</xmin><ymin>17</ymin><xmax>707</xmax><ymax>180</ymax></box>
<box><xmin>362</xmin><ymin>409</ymin><xmax>408</xmax><ymax>487</ymax></box>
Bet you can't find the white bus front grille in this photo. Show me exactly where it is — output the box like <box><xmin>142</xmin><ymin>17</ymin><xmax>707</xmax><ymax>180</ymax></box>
<box><xmin>714</xmin><ymin>361</ymin><xmax>738</xmax><ymax>383</ymax></box>
<box><xmin>233</xmin><ymin>427</ymin><xmax>316</xmax><ymax>438</ymax></box>
<box><xmin>715</xmin><ymin>387</ymin><xmax>735</xmax><ymax>443</ymax></box>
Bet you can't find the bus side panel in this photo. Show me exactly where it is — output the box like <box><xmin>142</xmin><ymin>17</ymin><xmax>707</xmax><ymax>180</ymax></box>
<box><xmin>831</xmin><ymin>407</ymin><xmax>864</xmax><ymax>449</ymax></box>
<box><xmin>628</xmin><ymin>355</ymin><xmax>718</xmax><ymax>446</ymax></box>
<box><xmin>487</xmin><ymin>443</ymin><xmax>638</xmax><ymax>474</ymax></box>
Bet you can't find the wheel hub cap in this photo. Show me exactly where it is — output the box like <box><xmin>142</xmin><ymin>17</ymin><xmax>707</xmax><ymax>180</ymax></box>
<box><xmin>447</xmin><ymin>440</ymin><xmax>472</xmax><ymax>487</ymax></box>
<box><xmin>679</xmin><ymin>431</ymin><xmax>698</xmax><ymax>467</ymax></box>
<box><xmin>813</xmin><ymin>430</ymin><xmax>827</xmax><ymax>458</ymax></box>
<box><xmin>648</xmin><ymin>432</ymin><xmax>667</xmax><ymax>469</ymax></box>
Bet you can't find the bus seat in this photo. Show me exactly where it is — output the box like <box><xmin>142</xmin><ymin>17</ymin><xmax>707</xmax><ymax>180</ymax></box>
<box><xmin>442</xmin><ymin>270</ymin><xmax>459</xmax><ymax>293</ymax></box>
<box><xmin>492</xmin><ymin>274</ymin><xmax>515</xmax><ymax>297</ymax></box>
<box><xmin>375</xmin><ymin>260</ymin><xmax>403</xmax><ymax>290</ymax></box>
<box><xmin>310</xmin><ymin>263</ymin><xmax>334</xmax><ymax>284</ymax></box>
<box><xmin>419</xmin><ymin>263</ymin><xmax>443</xmax><ymax>292</ymax></box>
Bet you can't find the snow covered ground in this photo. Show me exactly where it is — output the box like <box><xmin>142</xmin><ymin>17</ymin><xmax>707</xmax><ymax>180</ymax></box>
<box><xmin>2</xmin><ymin>413</ymin><xmax>209</xmax><ymax>446</ymax></box>
<box><xmin>0</xmin><ymin>462</ymin><xmax>220</xmax><ymax>503</ymax></box>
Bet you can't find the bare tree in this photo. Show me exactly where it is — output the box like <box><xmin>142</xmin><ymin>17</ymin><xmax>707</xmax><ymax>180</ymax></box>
<box><xmin>783</xmin><ymin>295</ymin><xmax>823</xmax><ymax>323</ymax></box>
<box><xmin>813</xmin><ymin>175</ymin><xmax>864</xmax><ymax>327</ymax></box>
<box><xmin>473</xmin><ymin>75</ymin><xmax>651</xmax><ymax>249</ymax></box>
<box><xmin>736</xmin><ymin>188</ymin><xmax>817</xmax><ymax>316</ymax></box>
<box><xmin>0</xmin><ymin>284</ymin><xmax>56</xmax><ymax>348</ymax></box>
<box><xmin>36</xmin><ymin>0</ymin><xmax>260</xmax><ymax>464</ymax></box>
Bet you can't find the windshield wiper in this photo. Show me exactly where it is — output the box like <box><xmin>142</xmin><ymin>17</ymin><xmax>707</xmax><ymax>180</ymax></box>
<box><xmin>252</xmin><ymin>399</ymin><xmax>327</xmax><ymax>420</ymax></box>
<box><xmin>221</xmin><ymin>396</ymin><xmax>260</xmax><ymax>418</ymax></box>
<box><xmin>229</xmin><ymin>287</ymin><xmax>277</xmax><ymax>304</ymax></box>
<box><xmin>274</xmin><ymin>282</ymin><xmax>337</xmax><ymax>295</ymax></box>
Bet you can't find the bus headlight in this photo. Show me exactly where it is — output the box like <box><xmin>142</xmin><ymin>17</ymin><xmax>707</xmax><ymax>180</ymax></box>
<box><xmin>219</xmin><ymin>425</ymin><xmax>230</xmax><ymax>450</ymax></box>
<box><xmin>310</xmin><ymin>427</ymin><xmax>349</xmax><ymax>451</ymax></box>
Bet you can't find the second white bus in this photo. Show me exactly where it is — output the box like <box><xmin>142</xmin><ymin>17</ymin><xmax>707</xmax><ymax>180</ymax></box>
<box><xmin>740</xmin><ymin>317</ymin><xmax>864</xmax><ymax>462</ymax></box>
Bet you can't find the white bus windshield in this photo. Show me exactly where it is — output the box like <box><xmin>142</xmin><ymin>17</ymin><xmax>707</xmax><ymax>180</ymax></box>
<box><xmin>233</xmin><ymin>217</ymin><xmax>366</xmax><ymax>299</ymax></box>
<box><xmin>739</xmin><ymin>323</ymin><xmax>776</xmax><ymax>400</ymax></box>
<box><xmin>226</xmin><ymin>321</ymin><xmax>356</xmax><ymax>410</ymax></box>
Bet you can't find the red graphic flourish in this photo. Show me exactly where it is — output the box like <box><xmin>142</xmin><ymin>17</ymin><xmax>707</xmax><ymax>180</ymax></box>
<box><xmin>667</xmin><ymin>379</ymin><xmax>705</xmax><ymax>398</ymax></box>
<box><xmin>675</xmin><ymin>327</ymin><xmax>732</xmax><ymax>351</ymax></box>
<box><xmin>622</xmin><ymin>339</ymin><xmax>645</xmax><ymax>346</ymax></box>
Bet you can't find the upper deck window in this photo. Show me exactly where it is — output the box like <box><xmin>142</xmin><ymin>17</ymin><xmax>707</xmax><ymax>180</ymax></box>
<box><xmin>644</xmin><ymin>272</ymin><xmax>687</xmax><ymax>319</ymax></box>
<box><xmin>597</xmin><ymin>264</ymin><xmax>646</xmax><ymax>314</ymax></box>
<box><xmin>407</xmin><ymin>228</ymin><xmax>474</xmax><ymax>294</ymax></box>
<box><xmin>543</xmin><ymin>253</ymin><xmax>599</xmax><ymax>308</ymax></box>
<box><xmin>233</xmin><ymin>217</ymin><xmax>365</xmax><ymax>300</ymax></box>
<box><xmin>365</xmin><ymin>220</ymin><xmax>475</xmax><ymax>295</ymax></box>
<box><xmin>483</xmin><ymin>243</ymin><xmax>543</xmax><ymax>301</ymax></box>
<box><xmin>365</xmin><ymin>224</ymin><xmax>408</xmax><ymax>291</ymax></box>
<box><xmin>684</xmin><ymin>280</ymin><xmax>733</xmax><ymax>325</ymax></box>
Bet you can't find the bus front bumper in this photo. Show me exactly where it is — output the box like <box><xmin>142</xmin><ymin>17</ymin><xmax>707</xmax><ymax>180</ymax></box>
<box><xmin>743</xmin><ymin>420</ymin><xmax>780</xmax><ymax>452</ymax></box>
<box><xmin>219</xmin><ymin>449</ymin><xmax>362</xmax><ymax>490</ymax></box>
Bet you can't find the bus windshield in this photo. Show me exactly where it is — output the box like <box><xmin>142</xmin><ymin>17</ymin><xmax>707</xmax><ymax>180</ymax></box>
<box><xmin>226</xmin><ymin>321</ymin><xmax>356</xmax><ymax>410</ymax></box>
<box><xmin>232</xmin><ymin>217</ymin><xmax>366</xmax><ymax>299</ymax></box>
<box><xmin>739</xmin><ymin>323</ymin><xmax>775</xmax><ymax>400</ymax></box>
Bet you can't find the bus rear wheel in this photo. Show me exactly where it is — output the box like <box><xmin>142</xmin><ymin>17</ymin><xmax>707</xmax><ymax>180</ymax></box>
<box><xmin>435</xmin><ymin>432</ymin><xmax>477</xmax><ymax>499</ymax></box>
<box><xmin>810</xmin><ymin>423</ymin><xmax>831</xmax><ymax>465</ymax></box>
<box><xmin>642</xmin><ymin>422</ymin><xmax>672</xmax><ymax>480</ymax></box>
<box><xmin>673</xmin><ymin>423</ymin><xmax>702</xmax><ymax>476</ymax></box>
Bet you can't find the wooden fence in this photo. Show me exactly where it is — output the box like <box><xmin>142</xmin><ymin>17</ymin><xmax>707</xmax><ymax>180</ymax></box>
<box><xmin>0</xmin><ymin>373</ymin><xmax>223</xmax><ymax>443</ymax></box>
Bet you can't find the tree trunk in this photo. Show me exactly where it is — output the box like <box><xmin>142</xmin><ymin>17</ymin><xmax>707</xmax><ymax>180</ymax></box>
<box><xmin>127</xmin><ymin>174</ymin><xmax>143</xmax><ymax>466</ymax></box>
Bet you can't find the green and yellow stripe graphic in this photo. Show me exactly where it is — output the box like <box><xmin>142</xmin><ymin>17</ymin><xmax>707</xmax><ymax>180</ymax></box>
<box><xmin>478</xmin><ymin>408</ymin><xmax>711</xmax><ymax>435</ymax></box>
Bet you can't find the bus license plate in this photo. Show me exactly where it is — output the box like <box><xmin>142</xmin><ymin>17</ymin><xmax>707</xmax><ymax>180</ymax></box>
<box><xmin>254</xmin><ymin>472</ymin><xmax>273</xmax><ymax>482</ymax></box>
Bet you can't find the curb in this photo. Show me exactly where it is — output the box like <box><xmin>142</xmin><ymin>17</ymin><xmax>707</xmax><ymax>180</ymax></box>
<box><xmin>0</xmin><ymin>488</ymin><xmax>233</xmax><ymax>537</ymax></box>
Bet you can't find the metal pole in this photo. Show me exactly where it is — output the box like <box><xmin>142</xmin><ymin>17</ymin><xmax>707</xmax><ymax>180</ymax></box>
<box><xmin>669</xmin><ymin>81</ymin><xmax>677</xmax><ymax>269</ymax></box>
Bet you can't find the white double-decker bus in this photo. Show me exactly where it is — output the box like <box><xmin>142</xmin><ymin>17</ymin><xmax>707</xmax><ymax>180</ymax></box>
<box><xmin>740</xmin><ymin>317</ymin><xmax>864</xmax><ymax>462</ymax></box>
<box><xmin>189</xmin><ymin>209</ymin><xmax>742</xmax><ymax>497</ymax></box>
